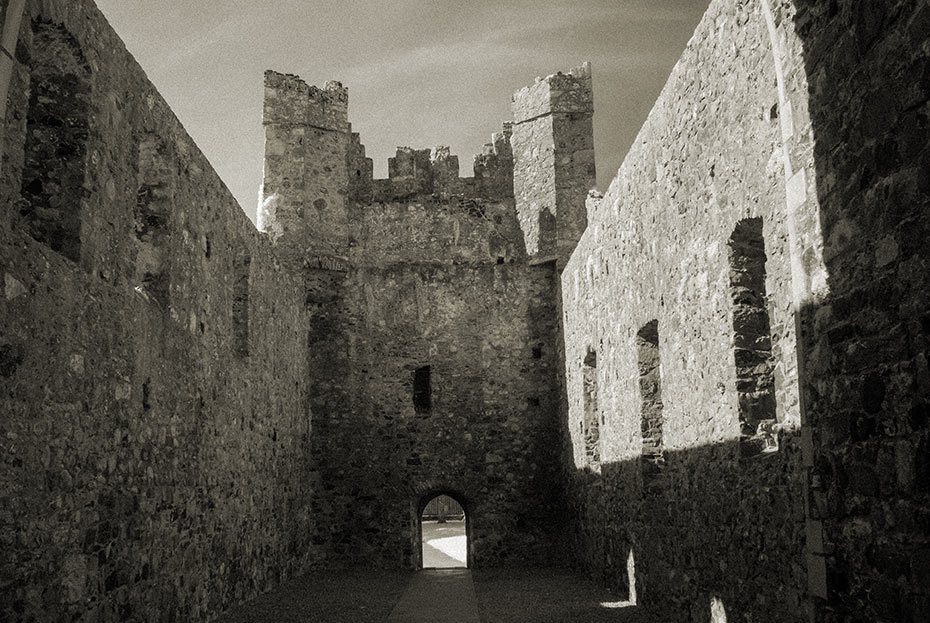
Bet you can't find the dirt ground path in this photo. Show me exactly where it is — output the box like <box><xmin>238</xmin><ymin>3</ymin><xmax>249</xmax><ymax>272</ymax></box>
<box><xmin>216</xmin><ymin>566</ymin><xmax>645</xmax><ymax>622</ymax></box>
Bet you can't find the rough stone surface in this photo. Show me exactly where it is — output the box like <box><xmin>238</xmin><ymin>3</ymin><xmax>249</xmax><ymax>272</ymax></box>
<box><xmin>791</xmin><ymin>1</ymin><xmax>930</xmax><ymax>621</ymax></box>
<box><xmin>1</xmin><ymin>3</ymin><xmax>312</xmax><ymax>621</ymax></box>
<box><xmin>560</xmin><ymin>3</ymin><xmax>807</xmax><ymax>619</ymax></box>
<box><xmin>1</xmin><ymin>0</ymin><xmax>929</xmax><ymax>622</ymax></box>
<box><xmin>560</xmin><ymin>1</ymin><xmax>930</xmax><ymax>622</ymax></box>
<box><xmin>511</xmin><ymin>63</ymin><xmax>595</xmax><ymax>265</ymax></box>
<box><xmin>259</xmin><ymin>71</ymin><xmax>567</xmax><ymax>569</ymax></box>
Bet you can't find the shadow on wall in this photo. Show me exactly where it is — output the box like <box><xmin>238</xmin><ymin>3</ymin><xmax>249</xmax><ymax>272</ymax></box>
<box><xmin>789</xmin><ymin>2</ymin><xmax>930</xmax><ymax>621</ymax></box>
<box><xmin>566</xmin><ymin>432</ymin><xmax>804</xmax><ymax>622</ymax></box>
<box><xmin>562</xmin><ymin>3</ymin><xmax>930</xmax><ymax>622</ymax></box>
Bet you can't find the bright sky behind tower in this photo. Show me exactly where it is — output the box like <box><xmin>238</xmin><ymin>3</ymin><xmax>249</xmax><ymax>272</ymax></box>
<box><xmin>94</xmin><ymin>0</ymin><xmax>709</xmax><ymax>224</ymax></box>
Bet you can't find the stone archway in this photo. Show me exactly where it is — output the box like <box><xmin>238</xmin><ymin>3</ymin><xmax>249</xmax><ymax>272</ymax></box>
<box><xmin>416</xmin><ymin>490</ymin><xmax>470</xmax><ymax>569</ymax></box>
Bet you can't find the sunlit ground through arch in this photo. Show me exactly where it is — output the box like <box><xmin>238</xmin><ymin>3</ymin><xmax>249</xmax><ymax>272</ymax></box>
<box><xmin>421</xmin><ymin>494</ymin><xmax>466</xmax><ymax>568</ymax></box>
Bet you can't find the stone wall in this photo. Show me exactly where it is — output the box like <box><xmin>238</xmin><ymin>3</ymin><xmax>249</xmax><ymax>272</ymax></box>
<box><xmin>4</xmin><ymin>0</ymin><xmax>929</xmax><ymax>619</ymax></box>
<box><xmin>334</xmin><ymin>197</ymin><xmax>564</xmax><ymax>569</ymax></box>
<box><xmin>258</xmin><ymin>71</ymin><xmax>350</xmax><ymax>257</ymax></box>
<box><xmin>559</xmin><ymin>0</ymin><xmax>808</xmax><ymax>620</ymax></box>
<box><xmin>511</xmin><ymin>63</ymin><xmax>595</xmax><ymax>266</ymax></box>
<box><xmin>792</xmin><ymin>1</ymin><xmax>930</xmax><ymax>621</ymax></box>
<box><xmin>0</xmin><ymin>2</ymin><xmax>313</xmax><ymax>621</ymax></box>
<box><xmin>260</xmin><ymin>77</ymin><xmax>568</xmax><ymax>567</ymax></box>
<box><xmin>309</xmin><ymin>251</ymin><xmax>564</xmax><ymax>568</ymax></box>
<box><xmin>558</xmin><ymin>0</ymin><xmax>930</xmax><ymax>621</ymax></box>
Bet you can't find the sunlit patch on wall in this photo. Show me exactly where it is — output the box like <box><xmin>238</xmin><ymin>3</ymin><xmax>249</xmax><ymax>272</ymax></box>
<box><xmin>627</xmin><ymin>548</ymin><xmax>637</xmax><ymax>605</ymax></box>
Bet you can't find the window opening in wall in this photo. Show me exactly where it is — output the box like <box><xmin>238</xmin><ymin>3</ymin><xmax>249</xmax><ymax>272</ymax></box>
<box><xmin>638</xmin><ymin>320</ymin><xmax>664</xmax><ymax>486</ymax></box>
<box><xmin>420</xmin><ymin>494</ymin><xmax>466</xmax><ymax>568</ymax></box>
<box><xmin>582</xmin><ymin>349</ymin><xmax>600</xmax><ymax>469</ymax></box>
<box><xmin>728</xmin><ymin>218</ymin><xmax>778</xmax><ymax>456</ymax></box>
<box><xmin>134</xmin><ymin>136</ymin><xmax>173</xmax><ymax>306</ymax></box>
<box><xmin>19</xmin><ymin>20</ymin><xmax>92</xmax><ymax>263</ymax></box>
<box><xmin>601</xmin><ymin>548</ymin><xmax>637</xmax><ymax>608</ymax></box>
<box><xmin>413</xmin><ymin>365</ymin><xmax>431</xmax><ymax>413</ymax></box>
<box><xmin>233</xmin><ymin>253</ymin><xmax>251</xmax><ymax>358</ymax></box>
<box><xmin>142</xmin><ymin>378</ymin><xmax>151</xmax><ymax>411</ymax></box>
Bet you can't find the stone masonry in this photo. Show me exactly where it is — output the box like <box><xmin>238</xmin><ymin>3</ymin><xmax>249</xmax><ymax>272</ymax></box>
<box><xmin>1</xmin><ymin>2</ymin><xmax>312</xmax><ymax>621</ymax></box>
<box><xmin>1</xmin><ymin>0</ymin><xmax>929</xmax><ymax>622</ymax></box>
<box><xmin>561</xmin><ymin>1</ymin><xmax>930</xmax><ymax>622</ymax></box>
<box><xmin>259</xmin><ymin>69</ymin><xmax>565</xmax><ymax>569</ymax></box>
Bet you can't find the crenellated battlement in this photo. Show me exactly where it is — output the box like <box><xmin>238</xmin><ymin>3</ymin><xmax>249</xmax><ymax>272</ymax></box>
<box><xmin>262</xmin><ymin>68</ymin><xmax>521</xmax><ymax>225</ymax></box>
<box><xmin>365</xmin><ymin>127</ymin><xmax>514</xmax><ymax>203</ymax></box>
<box><xmin>474</xmin><ymin>122</ymin><xmax>514</xmax><ymax>200</ymax></box>
<box><xmin>261</xmin><ymin>65</ymin><xmax>601</xmax><ymax>267</ymax></box>
<box><xmin>6</xmin><ymin>2</ymin><xmax>928</xmax><ymax>620</ymax></box>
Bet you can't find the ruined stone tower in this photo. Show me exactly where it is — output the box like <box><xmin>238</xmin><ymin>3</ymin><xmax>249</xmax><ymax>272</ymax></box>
<box><xmin>252</xmin><ymin>65</ymin><xmax>588</xmax><ymax>570</ymax></box>
<box><xmin>511</xmin><ymin>62</ymin><xmax>595</xmax><ymax>266</ymax></box>
<box><xmin>258</xmin><ymin>72</ymin><xmax>353</xmax><ymax>260</ymax></box>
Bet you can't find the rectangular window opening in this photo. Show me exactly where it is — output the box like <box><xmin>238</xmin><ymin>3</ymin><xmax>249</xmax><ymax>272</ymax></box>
<box><xmin>638</xmin><ymin>320</ymin><xmax>664</xmax><ymax>487</ymax></box>
<box><xmin>413</xmin><ymin>365</ymin><xmax>431</xmax><ymax>413</ymax></box>
<box><xmin>582</xmin><ymin>349</ymin><xmax>600</xmax><ymax>469</ymax></box>
<box><xmin>728</xmin><ymin>218</ymin><xmax>778</xmax><ymax>456</ymax></box>
<box><xmin>233</xmin><ymin>253</ymin><xmax>251</xmax><ymax>358</ymax></box>
<box><xmin>19</xmin><ymin>21</ymin><xmax>91</xmax><ymax>263</ymax></box>
<box><xmin>134</xmin><ymin>135</ymin><xmax>174</xmax><ymax>307</ymax></box>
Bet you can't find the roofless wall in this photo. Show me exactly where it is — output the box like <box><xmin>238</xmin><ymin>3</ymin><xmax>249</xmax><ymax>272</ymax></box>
<box><xmin>561</xmin><ymin>1</ymin><xmax>930</xmax><ymax>622</ymax></box>
<box><xmin>2</xmin><ymin>0</ymin><xmax>929</xmax><ymax>621</ymax></box>
<box><xmin>258</xmin><ymin>69</ymin><xmax>573</xmax><ymax>569</ymax></box>
<box><xmin>0</xmin><ymin>2</ymin><xmax>312</xmax><ymax>620</ymax></box>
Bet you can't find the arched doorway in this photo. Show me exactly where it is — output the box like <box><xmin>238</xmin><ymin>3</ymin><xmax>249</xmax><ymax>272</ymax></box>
<box><xmin>418</xmin><ymin>493</ymin><xmax>468</xmax><ymax>569</ymax></box>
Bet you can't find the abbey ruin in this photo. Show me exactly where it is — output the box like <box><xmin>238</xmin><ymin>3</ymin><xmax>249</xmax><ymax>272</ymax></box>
<box><xmin>1</xmin><ymin>0</ymin><xmax>929</xmax><ymax>621</ymax></box>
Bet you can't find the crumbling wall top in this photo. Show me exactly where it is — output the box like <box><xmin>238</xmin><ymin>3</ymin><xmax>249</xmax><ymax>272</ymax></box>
<box><xmin>369</xmin><ymin>122</ymin><xmax>514</xmax><ymax>203</ymax></box>
<box><xmin>512</xmin><ymin>62</ymin><xmax>593</xmax><ymax>124</ymax></box>
<box><xmin>260</xmin><ymin>69</ymin><xmax>514</xmax><ymax>204</ymax></box>
<box><xmin>263</xmin><ymin>70</ymin><xmax>348</xmax><ymax>131</ymax></box>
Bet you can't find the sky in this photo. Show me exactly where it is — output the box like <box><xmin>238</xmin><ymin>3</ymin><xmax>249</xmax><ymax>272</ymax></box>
<box><xmin>94</xmin><ymin>0</ymin><xmax>709</xmax><ymax>224</ymax></box>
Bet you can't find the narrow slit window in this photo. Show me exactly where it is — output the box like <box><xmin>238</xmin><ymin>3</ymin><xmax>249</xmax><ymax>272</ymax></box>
<box><xmin>413</xmin><ymin>365</ymin><xmax>431</xmax><ymax>413</ymax></box>
<box><xmin>638</xmin><ymin>320</ymin><xmax>664</xmax><ymax>485</ymax></box>
<box><xmin>728</xmin><ymin>218</ymin><xmax>777</xmax><ymax>455</ymax></box>
<box><xmin>19</xmin><ymin>21</ymin><xmax>92</xmax><ymax>262</ymax></box>
<box><xmin>233</xmin><ymin>253</ymin><xmax>251</xmax><ymax>357</ymax></box>
<box><xmin>582</xmin><ymin>350</ymin><xmax>600</xmax><ymax>469</ymax></box>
